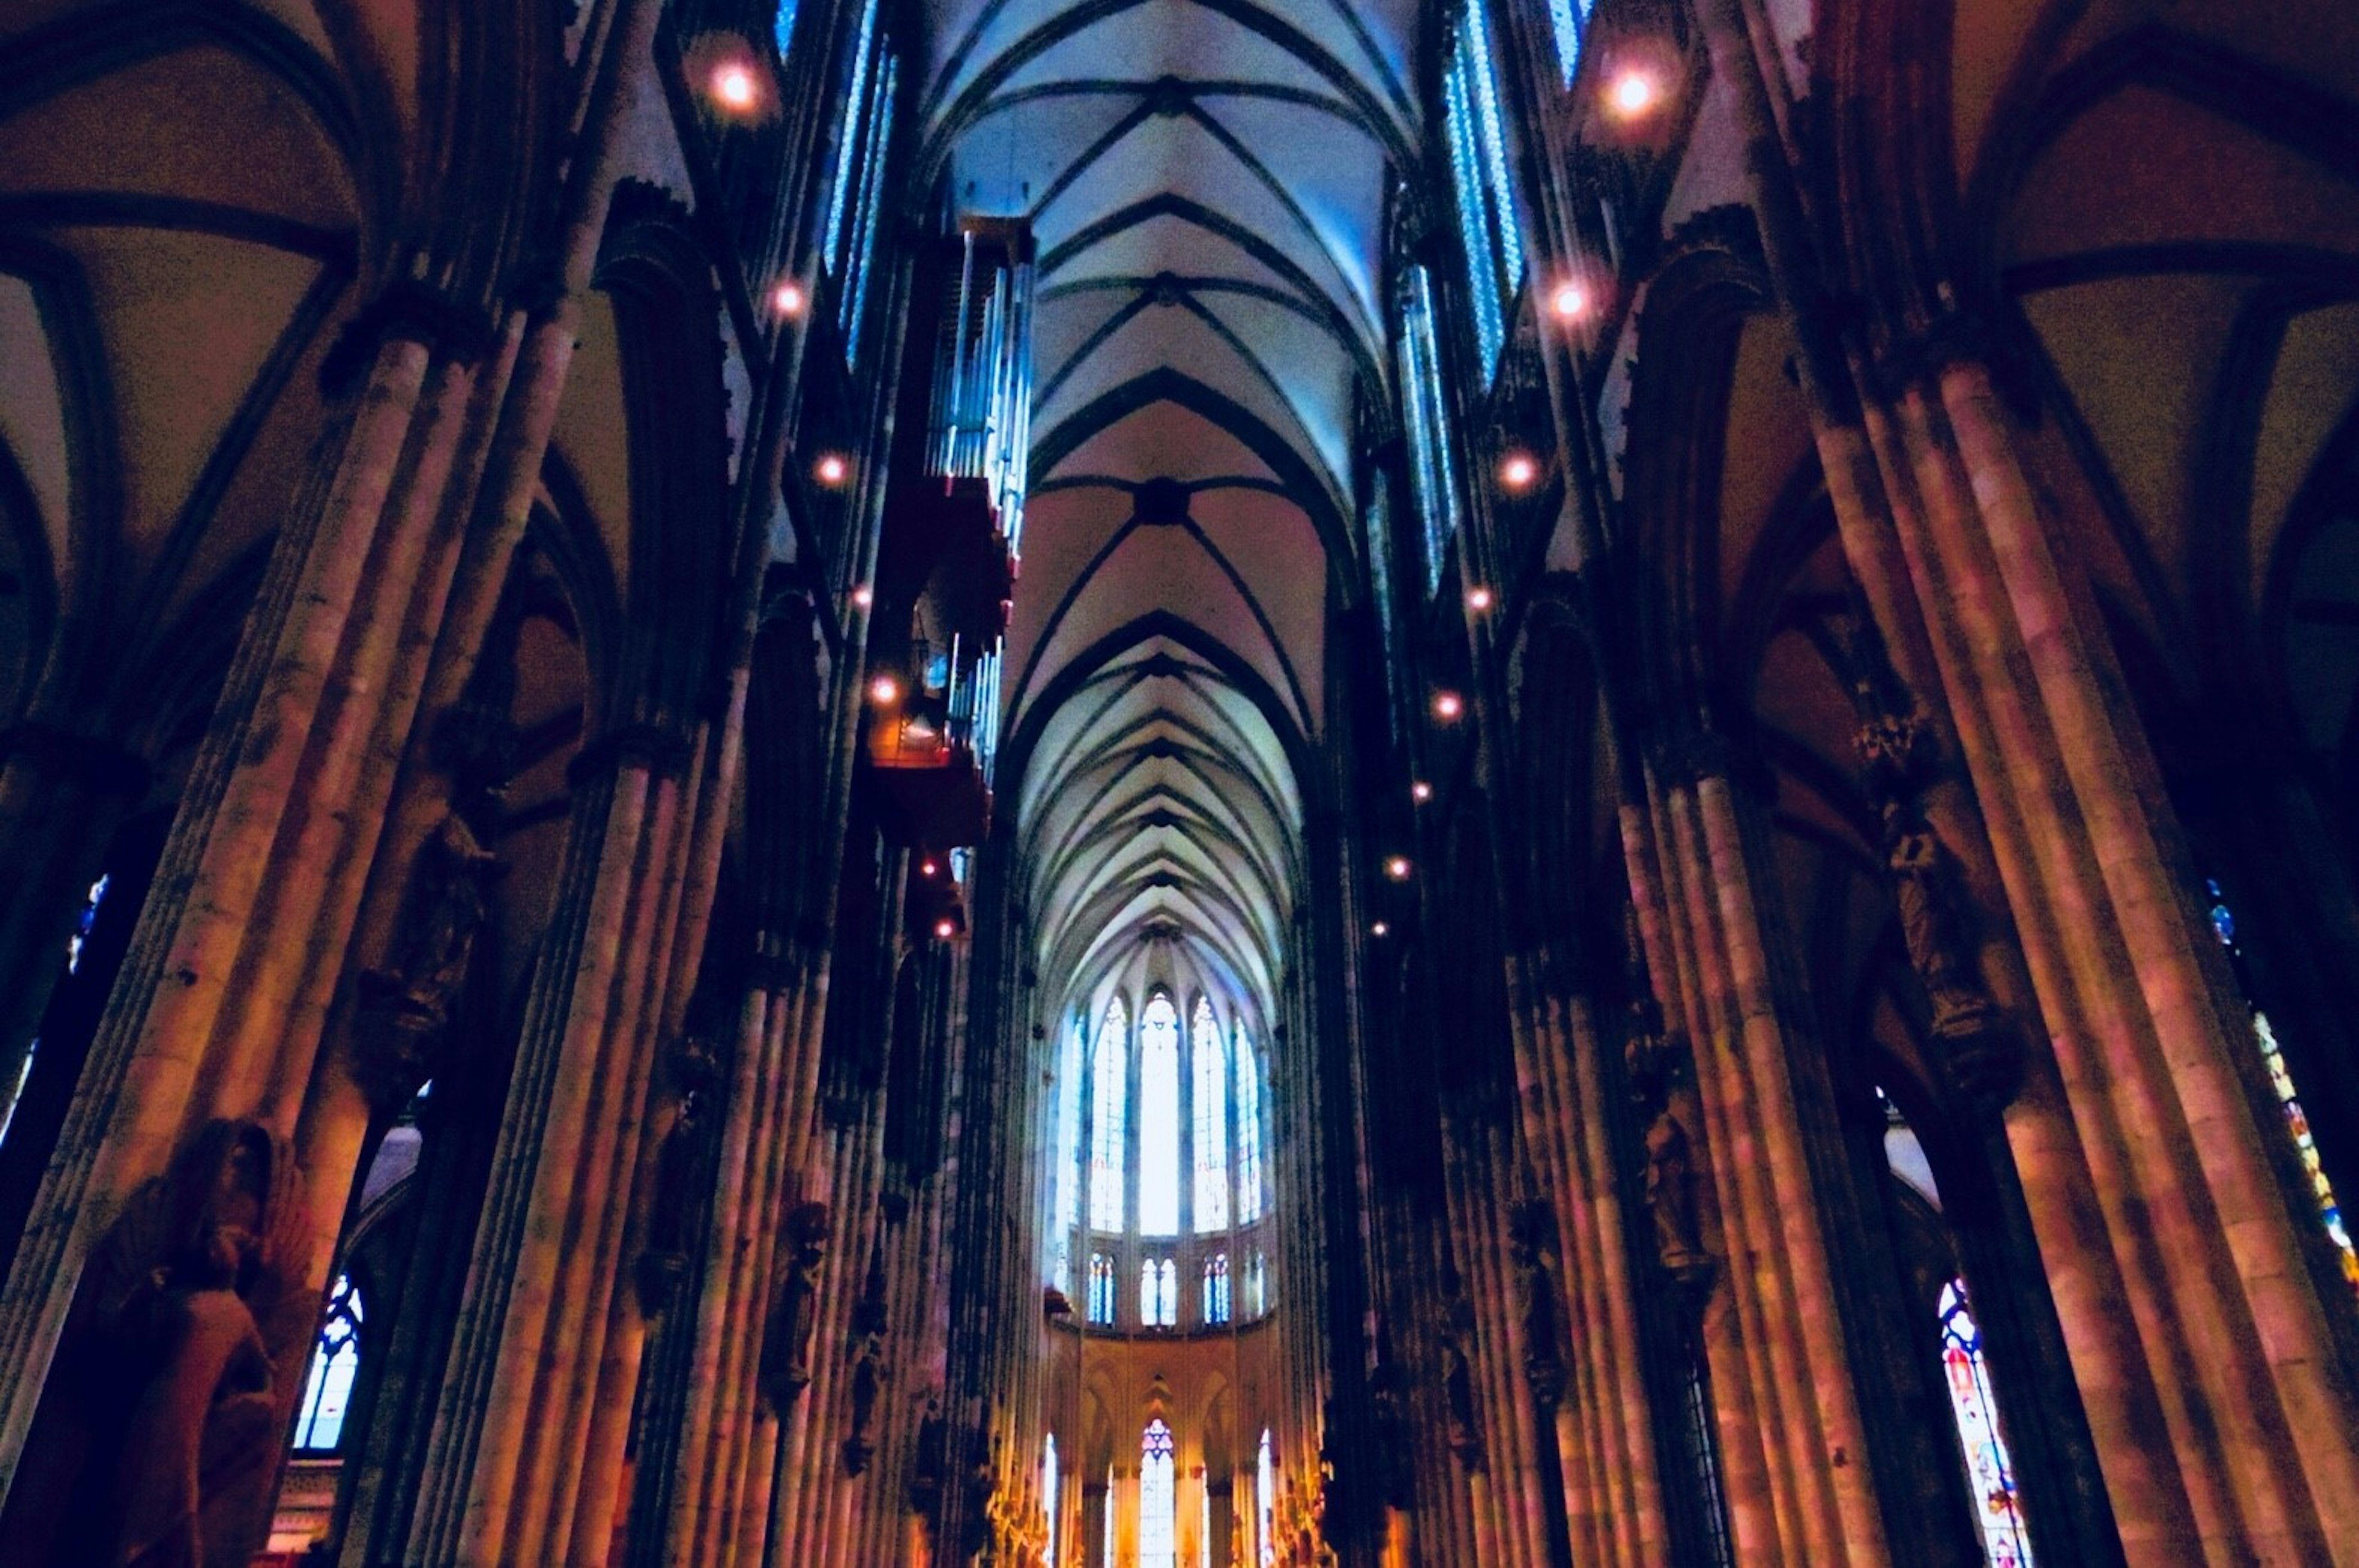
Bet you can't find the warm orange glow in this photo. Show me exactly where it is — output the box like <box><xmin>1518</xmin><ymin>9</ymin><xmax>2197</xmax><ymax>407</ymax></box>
<box><xmin>712</xmin><ymin>63</ymin><xmax>759</xmax><ymax>111</ymax></box>
<box><xmin>870</xmin><ymin>675</ymin><xmax>901</xmax><ymax>705</ymax></box>
<box><xmin>1411</xmin><ymin>780</ymin><xmax>1432</xmax><ymax>803</ymax></box>
<box><xmin>934</xmin><ymin>918</ymin><xmax>957</xmax><ymax>940</ymax></box>
<box><xmin>1466</xmin><ymin>586</ymin><xmax>1494</xmax><ymax>612</ymax></box>
<box><xmin>1432</xmin><ymin>690</ymin><xmax>1464</xmax><ymax>721</ymax></box>
<box><xmin>1551</xmin><ymin>282</ymin><xmax>1589</xmax><ymax>321</ymax></box>
<box><xmin>1609</xmin><ymin>69</ymin><xmax>1659</xmax><ymax>117</ymax></box>
<box><xmin>1383</xmin><ymin>855</ymin><xmax>1413</xmax><ymax>882</ymax></box>
<box><xmin>920</xmin><ymin>859</ymin><xmax>938</xmax><ymax>876</ymax></box>
<box><xmin>770</xmin><ymin>279</ymin><xmax>805</xmax><ymax>317</ymax></box>
<box><xmin>1500</xmin><ymin>453</ymin><xmax>1539</xmax><ymax>490</ymax></box>
<box><xmin>816</xmin><ymin>454</ymin><xmax>849</xmax><ymax>486</ymax></box>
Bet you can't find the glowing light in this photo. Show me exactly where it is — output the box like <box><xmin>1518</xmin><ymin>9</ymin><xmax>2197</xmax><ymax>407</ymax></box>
<box><xmin>1609</xmin><ymin>68</ymin><xmax>1659</xmax><ymax>117</ymax></box>
<box><xmin>1551</xmin><ymin>281</ymin><xmax>1590</xmax><ymax>321</ymax></box>
<box><xmin>934</xmin><ymin>918</ymin><xmax>956</xmax><ymax>940</ymax></box>
<box><xmin>850</xmin><ymin>584</ymin><xmax>873</xmax><ymax>609</ymax></box>
<box><xmin>1370</xmin><ymin>920</ymin><xmax>1390</xmax><ymax>937</ymax></box>
<box><xmin>870</xmin><ymin>675</ymin><xmax>900</xmax><ymax>705</ymax></box>
<box><xmin>1432</xmin><ymin>690</ymin><xmax>1464</xmax><ymax>722</ymax></box>
<box><xmin>1500</xmin><ymin>453</ymin><xmax>1539</xmax><ymax>490</ymax></box>
<box><xmin>769</xmin><ymin>279</ymin><xmax>805</xmax><ymax>317</ymax></box>
<box><xmin>1383</xmin><ymin>855</ymin><xmax>1413</xmax><ymax>882</ymax></box>
<box><xmin>711</xmin><ymin>63</ymin><xmax>759</xmax><ymax>111</ymax></box>
<box><xmin>815</xmin><ymin>454</ymin><xmax>850</xmax><ymax>486</ymax></box>
<box><xmin>920</xmin><ymin>859</ymin><xmax>937</xmax><ymax>876</ymax></box>
<box><xmin>1466</xmin><ymin>586</ymin><xmax>1494</xmax><ymax>612</ymax></box>
<box><xmin>1411</xmin><ymin>781</ymin><xmax>1433</xmax><ymax>803</ymax></box>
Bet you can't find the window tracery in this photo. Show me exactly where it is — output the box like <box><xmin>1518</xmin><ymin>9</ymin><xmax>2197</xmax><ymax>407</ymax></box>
<box><xmin>1140</xmin><ymin>1418</ymin><xmax>1177</xmax><ymax>1568</ymax></box>
<box><xmin>293</xmin><ymin>1271</ymin><xmax>364</xmax><ymax>1453</ymax></box>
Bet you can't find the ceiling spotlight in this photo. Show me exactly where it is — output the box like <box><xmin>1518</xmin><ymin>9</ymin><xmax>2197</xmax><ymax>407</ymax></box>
<box><xmin>920</xmin><ymin>859</ymin><xmax>938</xmax><ymax>876</ymax></box>
<box><xmin>1466</xmin><ymin>585</ymin><xmax>1494</xmax><ymax>612</ymax></box>
<box><xmin>1500</xmin><ymin>453</ymin><xmax>1539</xmax><ymax>490</ymax></box>
<box><xmin>1551</xmin><ymin>281</ymin><xmax>1590</xmax><ymax>321</ymax></box>
<box><xmin>850</xmin><ymin>584</ymin><xmax>873</xmax><ymax>609</ymax></box>
<box><xmin>1383</xmin><ymin>854</ymin><xmax>1413</xmax><ymax>882</ymax></box>
<box><xmin>1371</xmin><ymin>920</ymin><xmax>1390</xmax><ymax>937</ymax></box>
<box><xmin>816</xmin><ymin>453</ymin><xmax>849</xmax><ymax>486</ymax></box>
<box><xmin>1410</xmin><ymin>780</ymin><xmax>1432</xmax><ymax>803</ymax></box>
<box><xmin>711</xmin><ymin>63</ymin><xmax>759</xmax><ymax>112</ymax></box>
<box><xmin>1609</xmin><ymin>68</ymin><xmax>1659</xmax><ymax>118</ymax></box>
<box><xmin>770</xmin><ymin>279</ymin><xmax>805</xmax><ymax>318</ymax></box>
<box><xmin>870</xmin><ymin>675</ymin><xmax>901</xmax><ymax>705</ymax></box>
<box><xmin>1432</xmin><ymin>690</ymin><xmax>1464</xmax><ymax>722</ymax></box>
<box><xmin>934</xmin><ymin>918</ymin><xmax>957</xmax><ymax>940</ymax></box>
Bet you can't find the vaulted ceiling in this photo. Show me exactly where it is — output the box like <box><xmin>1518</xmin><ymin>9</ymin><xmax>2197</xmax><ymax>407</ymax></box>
<box><xmin>919</xmin><ymin>0</ymin><xmax>1415</xmax><ymax>1022</ymax></box>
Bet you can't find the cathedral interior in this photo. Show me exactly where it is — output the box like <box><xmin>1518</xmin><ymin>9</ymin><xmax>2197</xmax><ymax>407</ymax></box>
<box><xmin>2</xmin><ymin>0</ymin><xmax>2358</xmax><ymax>1563</ymax></box>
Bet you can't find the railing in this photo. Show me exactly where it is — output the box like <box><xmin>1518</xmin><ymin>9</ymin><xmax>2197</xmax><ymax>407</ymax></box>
<box><xmin>925</xmin><ymin>225</ymin><xmax>1035</xmax><ymax>557</ymax></box>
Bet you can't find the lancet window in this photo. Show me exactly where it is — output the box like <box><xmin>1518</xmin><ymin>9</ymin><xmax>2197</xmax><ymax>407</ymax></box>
<box><xmin>292</xmin><ymin>1272</ymin><xmax>364</xmax><ymax>1453</ymax></box>
<box><xmin>1140</xmin><ymin>1419</ymin><xmax>1177</xmax><ymax>1568</ymax></box>
<box><xmin>1442</xmin><ymin>1</ymin><xmax>1525</xmax><ymax>375</ymax></box>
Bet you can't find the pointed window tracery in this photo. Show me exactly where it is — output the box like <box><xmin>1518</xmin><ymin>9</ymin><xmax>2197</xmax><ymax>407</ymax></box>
<box><xmin>1192</xmin><ymin>999</ymin><xmax>1229</xmax><ymax>1233</ymax></box>
<box><xmin>1203</xmin><ymin>1252</ymin><xmax>1230</xmax><ymax>1325</ymax></box>
<box><xmin>1140</xmin><ymin>1419</ymin><xmax>1178</xmax><ymax>1568</ymax></box>
<box><xmin>1090</xmin><ymin>998</ymin><xmax>1129</xmax><ymax>1231</ymax></box>
<box><xmin>1139</xmin><ymin>996</ymin><xmax>1183</xmax><ymax>1236</ymax></box>
<box><xmin>1087</xmin><ymin>1252</ymin><xmax>1116</xmax><ymax>1325</ymax></box>
<box><xmin>1939</xmin><ymin>1278</ymin><xmax>2035</xmax><ymax>1566</ymax></box>
<box><xmin>1235</xmin><ymin>1025</ymin><xmax>1265</xmax><ymax>1224</ymax></box>
<box><xmin>293</xmin><ymin>1272</ymin><xmax>363</xmax><ymax>1453</ymax></box>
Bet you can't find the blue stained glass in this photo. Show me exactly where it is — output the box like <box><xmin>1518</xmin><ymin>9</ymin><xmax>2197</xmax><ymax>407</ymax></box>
<box><xmin>1939</xmin><ymin>1279</ymin><xmax>2035</xmax><ymax>1567</ymax></box>
<box><xmin>1547</xmin><ymin>0</ymin><xmax>1590</xmax><ymax>84</ymax></box>
<box><xmin>773</xmin><ymin>0</ymin><xmax>798</xmax><ymax>57</ymax></box>
<box><xmin>1140</xmin><ymin>1419</ymin><xmax>1177</xmax><ymax>1567</ymax></box>
<box><xmin>294</xmin><ymin>1273</ymin><xmax>364</xmax><ymax>1453</ymax></box>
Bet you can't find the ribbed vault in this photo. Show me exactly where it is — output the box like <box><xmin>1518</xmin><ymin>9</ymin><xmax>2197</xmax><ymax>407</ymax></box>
<box><xmin>921</xmin><ymin>0</ymin><xmax>1409</xmax><ymax>1020</ymax></box>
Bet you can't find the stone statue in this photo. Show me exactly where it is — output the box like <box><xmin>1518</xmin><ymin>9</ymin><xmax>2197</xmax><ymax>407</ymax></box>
<box><xmin>841</xmin><ymin>1332</ymin><xmax>885</xmax><ymax>1475</ymax></box>
<box><xmin>1882</xmin><ymin>803</ymin><xmax>2023</xmax><ymax>1109</ymax></box>
<box><xmin>87</xmin><ymin>1120</ymin><xmax>313</xmax><ymax>1567</ymax></box>
<box><xmin>1643</xmin><ymin>1110</ymin><xmax>1709</xmax><ymax>1279</ymax></box>
<box><xmin>1509</xmin><ymin>1202</ymin><xmax>1567</xmax><ymax>1410</ymax></box>
<box><xmin>1439</xmin><ymin>1297</ymin><xmax>1482</xmax><ymax>1470</ymax></box>
<box><xmin>355</xmin><ymin>811</ymin><xmax>501</xmax><ymax>1104</ymax></box>
<box><xmin>763</xmin><ymin>1201</ymin><xmax>831</xmax><ymax>1406</ymax></box>
<box><xmin>635</xmin><ymin>1041</ymin><xmax>715</xmax><ymax>1315</ymax></box>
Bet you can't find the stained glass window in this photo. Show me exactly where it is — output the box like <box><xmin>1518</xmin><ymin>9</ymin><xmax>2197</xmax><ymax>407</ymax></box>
<box><xmin>1090</xmin><ymin>998</ymin><xmax>1128</xmax><ymax>1231</ymax></box>
<box><xmin>823</xmin><ymin>0</ymin><xmax>896</xmax><ymax>359</ymax></box>
<box><xmin>1257</xmin><ymin>1429</ymin><xmax>1277</xmax><ymax>1568</ymax></box>
<box><xmin>1052</xmin><ymin>1018</ymin><xmax>1084</xmax><ymax>1291</ymax></box>
<box><xmin>773</xmin><ymin>0</ymin><xmax>799</xmax><ymax>56</ymax></box>
<box><xmin>293</xmin><ymin>1272</ymin><xmax>363</xmax><ymax>1453</ymax></box>
<box><xmin>1043</xmin><ymin>1432</ymin><xmax>1060</xmax><ymax>1568</ymax></box>
<box><xmin>2206</xmin><ymin>881</ymin><xmax>2359</xmax><ymax>1297</ymax></box>
<box><xmin>1138</xmin><ymin>1256</ymin><xmax>1178</xmax><ymax>1327</ymax></box>
<box><xmin>1141</xmin><ymin>1419</ymin><xmax>1178</xmax><ymax>1568</ymax></box>
<box><xmin>1546</xmin><ymin>0</ymin><xmax>1590</xmax><ymax>84</ymax></box>
<box><xmin>1939</xmin><ymin>1278</ymin><xmax>2034</xmax><ymax>1567</ymax></box>
<box><xmin>1</xmin><ymin>875</ymin><xmax>108</xmax><ymax>1149</ymax></box>
<box><xmin>1398</xmin><ymin>266</ymin><xmax>1461</xmax><ymax>592</ymax></box>
<box><xmin>1235</xmin><ymin>1026</ymin><xmax>1265</xmax><ymax>1223</ymax></box>
<box><xmin>1243</xmin><ymin>1251</ymin><xmax>1267</xmax><ymax>1317</ymax></box>
<box><xmin>1203</xmin><ymin>1252</ymin><xmax>1230</xmax><ymax>1325</ymax></box>
<box><xmin>1443</xmin><ymin>2</ymin><xmax>1525</xmax><ymax>376</ymax></box>
<box><xmin>1192</xmin><ymin>999</ymin><xmax>1229</xmax><ymax>1233</ymax></box>
<box><xmin>1138</xmin><ymin>996</ymin><xmax>1182</xmax><ymax>1236</ymax></box>
<box><xmin>1087</xmin><ymin>1252</ymin><xmax>1116</xmax><ymax>1325</ymax></box>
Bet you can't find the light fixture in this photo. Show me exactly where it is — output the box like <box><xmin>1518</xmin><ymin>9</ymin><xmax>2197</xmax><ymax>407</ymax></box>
<box><xmin>1609</xmin><ymin>68</ymin><xmax>1659</xmax><ymax>118</ymax></box>
<box><xmin>1410</xmin><ymin>780</ymin><xmax>1432</xmax><ymax>803</ymax></box>
<box><xmin>920</xmin><ymin>859</ymin><xmax>938</xmax><ymax>876</ymax></box>
<box><xmin>1432</xmin><ymin>690</ymin><xmax>1464</xmax><ymax>722</ymax></box>
<box><xmin>816</xmin><ymin>453</ymin><xmax>849</xmax><ymax>486</ymax></box>
<box><xmin>934</xmin><ymin>918</ymin><xmax>956</xmax><ymax>940</ymax></box>
<box><xmin>1500</xmin><ymin>453</ymin><xmax>1539</xmax><ymax>490</ymax></box>
<box><xmin>770</xmin><ymin>279</ymin><xmax>805</xmax><ymax>318</ymax></box>
<box><xmin>870</xmin><ymin>675</ymin><xmax>901</xmax><ymax>705</ymax></box>
<box><xmin>711</xmin><ymin>63</ymin><xmax>759</xmax><ymax>112</ymax></box>
<box><xmin>1383</xmin><ymin>855</ymin><xmax>1413</xmax><ymax>882</ymax></box>
<box><xmin>1551</xmin><ymin>281</ymin><xmax>1590</xmax><ymax>321</ymax></box>
<box><xmin>850</xmin><ymin>584</ymin><xmax>873</xmax><ymax>609</ymax></box>
<box><xmin>1466</xmin><ymin>586</ymin><xmax>1494</xmax><ymax>612</ymax></box>
<box><xmin>1371</xmin><ymin>920</ymin><xmax>1390</xmax><ymax>937</ymax></box>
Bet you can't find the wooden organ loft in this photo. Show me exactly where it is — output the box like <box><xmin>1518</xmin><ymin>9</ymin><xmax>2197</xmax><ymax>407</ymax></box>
<box><xmin>864</xmin><ymin>219</ymin><xmax>1031</xmax><ymax>939</ymax></box>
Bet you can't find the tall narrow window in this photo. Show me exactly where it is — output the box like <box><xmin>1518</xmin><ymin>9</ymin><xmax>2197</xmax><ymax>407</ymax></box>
<box><xmin>1243</xmin><ymin>1251</ymin><xmax>1267</xmax><ymax>1317</ymax></box>
<box><xmin>1682</xmin><ymin>1353</ymin><xmax>1734</xmax><ymax>1566</ymax></box>
<box><xmin>1234</xmin><ymin>1024</ymin><xmax>1265</xmax><ymax>1223</ymax></box>
<box><xmin>1138</xmin><ymin>996</ymin><xmax>1182</xmax><ymax>1236</ymax></box>
<box><xmin>824</xmin><ymin>0</ymin><xmax>896</xmax><ymax>359</ymax></box>
<box><xmin>1087</xmin><ymin>1252</ymin><xmax>1116</xmax><ymax>1325</ymax></box>
<box><xmin>1140</xmin><ymin>1257</ymin><xmax>1178</xmax><ymax>1327</ymax></box>
<box><xmin>1090</xmin><ymin>998</ymin><xmax>1129</xmax><ymax>1231</ymax></box>
<box><xmin>1398</xmin><ymin>267</ymin><xmax>1461</xmax><ymax>591</ymax></box>
<box><xmin>822</xmin><ymin>0</ymin><xmax>877</xmax><ymax>268</ymax></box>
<box><xmin>292</xmin><ymin>1273</ymin><xmax>364</xmax><ymax>1453</ymax></box>
<box><xmin>1256</xmin><ymin>1429</ymin><xmax>1277</xmax><ymax>1568</ymax></box>
<box><xmin>1140</xmin><ymin>1419</ymin><xmax>1178</xmax><ymax>1568</ymax></box>
<box><xmin>1043</xmin><ymin>1432</ymin><xmax>1060</xmax><ymax>1568</ymax></box>
<box><xmin>1939</xmin><ymin>1278</ymin><xmax>2035</xmax><ymax>1567</ymax></box>
<box><xmin>1442</xmin><ymin>1</ymin><xmax>1526</xmax><ymax>376</ymax></box>
<box><xmin>1203</xmin><ymin>1252</ymin><xmax>1231</xmax><ymax>1325</ymax></box>
<box><xmin>1546</xmin><ymin>0</ymin><xmax>1590</xmax><ymax>83</ymax></box>
<box><xmin>2207</xmin><ymin>881</ymin><xmax>2359</xmax><ymax>1295</ymax></box>
<box><xmin>1192</xmin><ymin>999</ymin><xmax>1229</xmax><ymax>1233</ymax></box>
<box><xmin>773</xmin><ymin>0</ymin><xmax>799</xmax><ymax>56</ymax></box>
<box><xmin>1</xmin><ymin>874</ymin><xmax>107</xmax><ymax>1148</ymax></box>
<box><xmin>1052</xmin><ymin>1017</ymin><xmax>1084</xmax><ymax>1292</ymax></box>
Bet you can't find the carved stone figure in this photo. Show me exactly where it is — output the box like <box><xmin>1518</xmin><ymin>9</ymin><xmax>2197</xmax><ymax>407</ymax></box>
<box><xmin>1439</xmin><ymin>1297</ymin><xmax>1482</xmax><ymax>1470</ymax></box>
<box><xmin>355</xmin><ymin>811</ymin><xmax>501</xmax><ymax>1105</ymax></box>
<box><xmin>88</xmin><ymin>1120</ymin><xmax>313</xmax><ymax>1567</ymax></box>
<box><xmin>1643</xmin><ymin>1110</ymin><xmax>1710</xmax><ymax>1281</ymax></box>
<box><xmin>841</xmin><ymin>1332</ymin><xmax>884</xmax><ymax>1475</ymax></box>
<box><xmin>635</xmin><ymin>1058</ymin><xmax>711</xmax><ymax>1316</ymax></box>
<box><xmin>1882</xmin><ymin>803</ymin><xmax>2023</xmax><ymax>1109</ymax></box>
<box><xmin>1509</xmin><ymin>1202</ymin><xmax>1568</xmax><ymax>1410</ymax></box>
<box><xmin>764</xmin><ymin>1201</ymin><xmax>831</xmax><ymax>1406</ymax></box>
